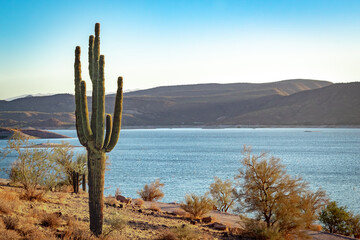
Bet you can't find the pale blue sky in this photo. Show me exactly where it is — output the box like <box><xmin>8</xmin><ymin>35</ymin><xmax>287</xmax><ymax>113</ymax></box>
<box><xmin>1</xmin><ymin>0</ymin><xmax>360</xmax><ymax>99</ymax></box>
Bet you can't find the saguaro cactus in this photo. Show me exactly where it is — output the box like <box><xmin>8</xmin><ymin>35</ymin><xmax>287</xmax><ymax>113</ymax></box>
<box><xmin>74</xmin><ymin>23</ymin><xmax>123</xmax><ymax>236</ymax></box>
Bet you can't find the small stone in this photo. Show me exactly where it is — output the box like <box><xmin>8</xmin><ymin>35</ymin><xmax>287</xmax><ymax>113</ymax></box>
<box><xmin>202</xmin><ymin>216</ymin><xmax>212</xmax><ymax>223</ymax></box>
<box><xmin>212</xmin><ymin>222</ymin><xmax>227</xmax><ymax>231</ymax></box>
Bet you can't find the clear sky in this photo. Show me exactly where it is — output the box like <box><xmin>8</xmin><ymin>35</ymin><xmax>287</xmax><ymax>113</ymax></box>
<box><xmin>1</xmin><ymin>0</ymin><xmax>360</xmax><ymax>99</ymax></box>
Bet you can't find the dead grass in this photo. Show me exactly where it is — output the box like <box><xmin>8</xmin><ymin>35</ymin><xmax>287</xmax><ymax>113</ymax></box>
<box><xmin>0</xmin><ymin>229</ymin><xmax>21</xmax><ymax>240</ymax></box>
<box><xmin>157</xmin><ymin>225</ymin><xmax>214</xmax><ymax>240</ymax></box>
<box><xmin>2</xmin><ymin>216</ymin><xmax>19</xmax><ymax>230</ymax></box>
<box><xmin>0</xmin><ymin>189</ymin><xmax>19</xmax><ymax>214</ymax></box>
<box><xmin>0</xmin><ymin>184</ymin><xmax>230</xmax><ymax>240</ymax></box>
<box><xmin>105</xmin><ymin>197</ymin><xmax>118</xmax><ymax>207</ymax></box>
<box><xmin>148</xmin><ymin>203</ymin><xmax>162</xmax><ymax>212</ymax></box>
<box><xmin>39</xmin><ymin>212</ymin><xmax>61</xmax><ymax>229</ymax></box>
<box><xmin>133</xmin><ymin>198</ymin><xmax>145</xmax><ymax>207</ymax></box>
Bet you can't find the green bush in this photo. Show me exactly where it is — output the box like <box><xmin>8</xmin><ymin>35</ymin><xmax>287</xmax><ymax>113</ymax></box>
<box><xmin>318</xmin><ymin>201</ymin><xmax>360</xmax><ymax>236</ymax></box>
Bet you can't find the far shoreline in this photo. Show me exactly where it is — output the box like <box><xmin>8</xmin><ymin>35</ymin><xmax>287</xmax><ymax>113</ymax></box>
<box><xmin>41</xmin><ymin>124</ymin><xmax>360</xmax><ymax>130</ymax></box>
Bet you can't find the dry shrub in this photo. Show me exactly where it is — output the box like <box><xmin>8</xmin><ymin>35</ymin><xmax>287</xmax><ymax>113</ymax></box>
<box><xmin>20</xmin><ymin>189</ymin><xmax>46</xmax><ymax>202</ymax></box>
<box><xmin>156</xmin><ymin>230</ymin><xmax>177</xmax><ymax>240</ymax></box>
<box><xmin>0</xmin><ymin>190</ymin><xmax>19</xmax><ymax>214</ymax></box>
<box><xmin>180</xmin><ymin>193</ymin><xmax>213</xmax><ymax>219</ymax></box>
<box><xmin>157</xmin><ymin>225</ymin><xmax>203</xmax><ymax>240</ymax></box>
<box><xmin>40</xmin><ymin>213</ymin><xmax>61</xmax><ymax>229</ymax></box>
<box><xmin>149</xmin><ymin>203</ymin><xmax>162</xmax><ymax>212</ymax></box>
<box><xmin>133</xmin><ymin>198</ymin><xmax>145</xmax><ymax>207</ymax></box>
<box><xmin>103</xmin><ymin>214</ymin><xmax>127</xmax><ymax>238</ymax></box>
<box><xmin>63</xmin><ymin>227</ymin><xmax>96</xmax><ymax>240</ymax></box>
<box><xmin>137</xmin><ymin>179</ymin><xmax>164</xmax><ymax>201</ymax></box>
<box><xmin>22</xmin><ymin>229</ymin><xmax>54</xmax><ymax>240</ymax></box>
<box><xmin>105</xmin><ymin>197</ymin><xmax>118</xmax><ymax>206</ymax></box>
<box><xmin>0</xmin><ymin>229</ymin><xmax>21</xmax><ymax>240</ymax></box>
<box><xmin>2</xmin><ymin>216</ymin><xmax>19</xmax><ymax>230</ymax></box>
<box><xmin>244</xmin><ymin>220</ymin><xmax>284</xmax><ymax>240</ymax></box>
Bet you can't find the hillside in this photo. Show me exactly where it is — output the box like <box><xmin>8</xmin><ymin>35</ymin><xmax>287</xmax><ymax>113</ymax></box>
<box><xmin>0</xmin><ymin>127</ymin><xmax>70</xmax><ymax>139</ymax></box>
<box><xmin>1</xmin><ymin>79</ymin><xmax>358</xmax><ymax>128</ymax></box>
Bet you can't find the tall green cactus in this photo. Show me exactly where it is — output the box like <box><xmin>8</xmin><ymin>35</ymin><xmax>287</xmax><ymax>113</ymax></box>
<box><xmin>74</xmin><ymin>23</ymin><xmax>123</xmax><ymax>236</ymax></box>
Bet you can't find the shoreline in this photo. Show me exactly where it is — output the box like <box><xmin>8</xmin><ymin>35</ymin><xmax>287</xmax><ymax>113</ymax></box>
<box><xmin>28</xmin><ymin>124</ymin><xmax>360</xmax><ymax>131</ymax></box>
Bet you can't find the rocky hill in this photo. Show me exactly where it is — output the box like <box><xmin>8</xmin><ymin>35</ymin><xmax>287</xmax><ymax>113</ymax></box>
<box><xmin>1</xmin><ymin>79</ymin><xmax>358</xmax><ymax>128</ymax></box>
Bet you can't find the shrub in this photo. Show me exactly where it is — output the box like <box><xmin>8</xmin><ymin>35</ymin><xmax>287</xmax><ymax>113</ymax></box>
<box><xmin>137</xmin><ymin>179</ymin><xmax>164</xmax><ymax>201</ymax></box>
<box><xmin>2</xmin><ymin>134</ymin><xmax>61</xmax><ymax>200</ymax></box>
<box><xmin>157</xmin><ymin>225</ymin><xmax>201</xmax><ymax>240</ymax></box>
<box><xmin>235</xmin><ymin>146</ymin><xmax>327</xmax><ymax>238</ymax></box>
<box><xmin>319</xmin><ymin>201</ymin><xmax>352</xmax><ymax>235</ymax></box>
<box><xmin>180</xmin><ymin>193</ymin><xmax>213</xmax><ymax>219</ymax></box>
<box><xmin>300</xmin><ymin>189</ymin><xmax>328</xmax><ymax>229</ymax></box>
<box><xmin>52</xmin><ymin>143</ymin><xmax>87</xmax><ymax>193</ymax></box>
<box><xmin>0</xmin><ymin>191</ymin><xmax>18</xmax><ymax>214</ymax></box>
<box><xmin>103</xmin><ymin>214</ymin><xmax>127</xmax><ymax>238</ymax></box>
<box><xmin>244</xmin><ymin>220</ymin><xmax>284</xmax><ymax>240</ymax></box>
<box><xmin>40</xmin><ymin>213</ymin><xmax>61</xmax><ymax>229</ymax></box>
<box><xmin>209</xmin><ymin>177</ymin><xmax>235</xmax><ymax>212</ymax></box>
<box><xmin>2</xmin><ymin>216</ymin><xmax>19</xmax><ymax>230</ymax></box>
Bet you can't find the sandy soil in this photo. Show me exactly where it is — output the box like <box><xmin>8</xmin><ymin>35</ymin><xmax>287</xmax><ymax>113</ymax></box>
<box><xmin>0</xmin><ymin>179</ymin><xmax>356</xmax><ymax>240</ymax></box>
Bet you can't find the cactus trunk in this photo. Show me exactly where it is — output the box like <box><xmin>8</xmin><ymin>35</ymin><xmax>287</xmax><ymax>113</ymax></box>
<box><xmin>87</xmin><ymin>148</ymin><xmax>106</xmax><ymax>235</ymax></box>
<box><xmin>74</xmin><ymin>23</ymin><xmax>123</xmax><ymax>236</ymax></box>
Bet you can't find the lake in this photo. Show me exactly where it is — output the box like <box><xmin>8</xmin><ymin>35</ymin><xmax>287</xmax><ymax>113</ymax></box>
<box><xmin>1</xmin><ymin>128</ymin><xmax>359</xmax><ymax>213</ymax></box>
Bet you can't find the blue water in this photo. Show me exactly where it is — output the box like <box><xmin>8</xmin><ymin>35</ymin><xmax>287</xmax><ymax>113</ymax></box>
<box><xmin>1</xmin><ymin>128</ymin><xmax>359</xmax><ymax>213</ymax></box>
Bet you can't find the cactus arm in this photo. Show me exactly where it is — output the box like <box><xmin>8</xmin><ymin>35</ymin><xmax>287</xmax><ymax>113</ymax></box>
<box><xmin>95</xmin><ymin>55</ymin><xmax>105</xmax><ymax>149</ymax></box>
<box><xmin>91</xmin><ymin>23</ymin><xmax>100</xmax><ymax>134</ymax></box>
<box><xmin>103</xmin><ymin>114</ymin><xmax>112</xmax><ymax>148</ymax></box>
<box><xmin>74</xmin><ymin>46</ymin><xmax>88</xmax><ymax>146</ymax></box>
<box><xmin>88</xmin><ymin>35</ymin><xmax>94</xmax><ymax>82</ymax></box>
<box><xmin>80</xmin><ymin>81</ymin><xmax>93</xmax><ymax>140</ymax></box>
<box><xmin>106</xmin><ymin>77</ymin><xmax>123</xmax><ymax>152</ymax></box>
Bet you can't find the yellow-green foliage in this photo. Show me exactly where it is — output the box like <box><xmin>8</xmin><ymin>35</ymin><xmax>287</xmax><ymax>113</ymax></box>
<box><xmin>209</xmin><ymin>176</ymin><xmax>235</xmax><ymax>212</ymax></box>
<box><xmin>180</xmin><ymin>193</ymin><xmax>213</xmax><ymax>219</ymax></box>
<box><xmin>235</xmin><ymin>145</ymin><xmax>327</xmax><ymax>238</ymax></box>
<box><xmin>137</xmin><ymin>179</ymin><xmax>165</xmax><ymax>201</ymax></box>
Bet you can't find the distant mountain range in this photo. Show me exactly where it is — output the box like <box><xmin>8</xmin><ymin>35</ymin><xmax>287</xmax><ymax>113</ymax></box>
<box><xmin>0</xmin><ymin>79</ymin><xmax>359</xmax><ymax>128</ymax></box>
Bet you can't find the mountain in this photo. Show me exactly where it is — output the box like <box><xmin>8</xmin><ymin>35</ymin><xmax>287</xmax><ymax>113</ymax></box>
<box><xmin>1</xmin><ymin>79</ymin><xmax>358</xmax><ymax>128</ymax></box>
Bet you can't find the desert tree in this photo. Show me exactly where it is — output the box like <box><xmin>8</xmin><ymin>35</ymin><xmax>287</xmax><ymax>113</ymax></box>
<box><xmin>209</xmin><ymin>176</ymin><xmax>236</xmax><ymax>212</ymax></box>
<box><xmin>235</xmin><ymin>145</ymin><xmax>326</xmax><ymax>237</ymax></box>
<box><xmin>52</xmin><ymin>142</ymin><xmax>87</xmax><ymax>193</ymax></box>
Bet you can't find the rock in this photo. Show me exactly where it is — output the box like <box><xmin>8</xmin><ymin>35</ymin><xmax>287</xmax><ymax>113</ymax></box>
<box><xmin>117</xmin><ymin>204</ymin><xmax>123</xmax><ymax>209</ymax></box>
<box><xmin>212</xmin><ymin>222</ymin><xmax>227</xmax><ymax>231</ymax></box>
<box><xmin>190</xmin><ymin>220</ymin><xmax>197</xmax><ymax>225</ymax></box>
<box><xmin>116</xmin><ymin>195</ymin><xmax>131</xmax><ymax>204</ymax></box>
<box><xmin>202</xmin><ymin>216</ymin><xmax>213</xmax><ymax>223</ymax></box>
<box><xmin>138</xmin><ymin>209</ymin><xmax>143</xmax><ymax>213</ymax></box>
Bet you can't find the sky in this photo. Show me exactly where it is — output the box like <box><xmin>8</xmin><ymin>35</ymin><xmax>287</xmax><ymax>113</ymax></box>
<box><xmin>1</xmin><ymin>0</ymin><xmax>360</xmax><ymax>100</ymax></box>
